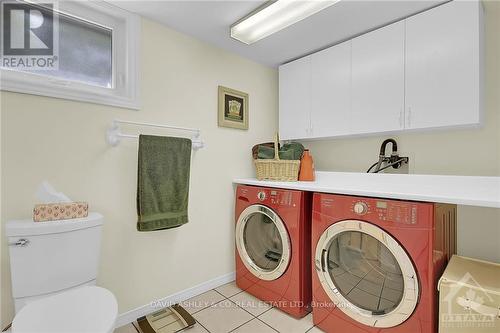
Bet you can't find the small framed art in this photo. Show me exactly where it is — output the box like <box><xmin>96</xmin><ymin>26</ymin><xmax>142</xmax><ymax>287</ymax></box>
<box><xmin>218</xmin><ymin>86</ymin><xmax>249</xmax><ymax>130</ymax></box>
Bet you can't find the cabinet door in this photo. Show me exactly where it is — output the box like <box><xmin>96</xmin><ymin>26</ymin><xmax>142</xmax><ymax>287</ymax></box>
<box><xmin>310</xmin><ymin>41</ymin><xmax>351</xmax><ymax>138</ymax></box>
<box><xmin>279</xmin><ymin>56</ymin><xmax>311</xmax><ymax>140</ymax></box>
<box><xmin>351</xmin><ymin>21</ymin><xmax>405</xmax><ymax>134</ymax></box>
<box><xmin>405</xmin><ymin>0</ymin><xmax>482</xmax><ymax>129</ymax></box>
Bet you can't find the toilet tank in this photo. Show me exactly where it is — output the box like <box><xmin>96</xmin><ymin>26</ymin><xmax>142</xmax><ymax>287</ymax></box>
<box><xmin>6</xmin><ymin>213</ymin><xmax>103</xmax><ymax>312</ymax></box>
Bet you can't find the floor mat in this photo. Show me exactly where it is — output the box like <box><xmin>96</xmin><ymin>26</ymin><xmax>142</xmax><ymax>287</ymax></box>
<box><xmin>134</xmin><ymin>304</ymin><xmax>195</xmax><ymax>333</ymax></box>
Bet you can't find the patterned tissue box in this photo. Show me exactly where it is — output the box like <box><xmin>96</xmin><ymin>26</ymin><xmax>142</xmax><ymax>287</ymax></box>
<box><xmin>33</xmin><ymin>202</ymin><xmax>89</xmax><ymax>222</ymax></box>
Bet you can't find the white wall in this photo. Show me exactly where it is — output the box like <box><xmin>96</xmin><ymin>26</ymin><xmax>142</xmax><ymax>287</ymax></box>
<box><xmin>303</xmin><ymin>1</ymin><xmax>500</xmax><ymax>263</ymax></box>
<box><xmin>0</xmin><ymin>18</ymin><xmax>278</xmax><ymax>326</ymax></box>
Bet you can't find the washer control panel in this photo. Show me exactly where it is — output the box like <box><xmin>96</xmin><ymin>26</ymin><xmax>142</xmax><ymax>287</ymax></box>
<box><xmin>349</xmin><ymin>199</ymin><xmax>417</xmax><ymax>224</ymax></box>
<box><xmin>316</xmin><ymin>193</ymin><xmax>431</xmax><ymax>227</ymax></box>
<box><xmin>375</xmin><ymin>200</ymin><xmax>418</xmax><ymax>224</ymax></box>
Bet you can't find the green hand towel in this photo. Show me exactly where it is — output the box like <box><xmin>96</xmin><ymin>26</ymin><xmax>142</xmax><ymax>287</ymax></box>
<box><xmin>137</xmin><ymin>135</ymin><xmax>192</xmax><ymax>231</ymax></box>
<box><xmin>257</xmin><ymin>142</ymin><xmax>305</xmax><ymax>160</ymax></box>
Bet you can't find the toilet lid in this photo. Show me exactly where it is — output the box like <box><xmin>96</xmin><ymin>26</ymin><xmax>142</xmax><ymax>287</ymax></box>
<box><xmin>12</xmin><ymin>286</ymin><xmax>117</xmax><ymax>333</ymax></box>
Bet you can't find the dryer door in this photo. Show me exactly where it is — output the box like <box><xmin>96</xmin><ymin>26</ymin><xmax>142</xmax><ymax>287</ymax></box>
<box><xmin>314</xmin><ymin>220</ymin><xmax>419</xmax><ymax>328</ymax></box>
<box><xmin>236</xmin><ymin>204</ymin><xmax>291</xmax><ymax>281</ymax></box>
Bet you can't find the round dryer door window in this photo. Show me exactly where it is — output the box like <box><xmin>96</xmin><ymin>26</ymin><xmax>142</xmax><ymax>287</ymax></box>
<box><xmin>236</xmin><ymin>205</ymin><xmax>291</xmax><ymax>281</ymax></box>
<box><xmin>315</xmin><ymin>220</ymin><xmax>419</xmax><ymax>328</ymax></box>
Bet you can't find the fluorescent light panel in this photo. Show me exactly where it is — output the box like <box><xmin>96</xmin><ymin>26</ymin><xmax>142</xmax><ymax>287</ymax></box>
<box><xmin>231</xmin><ymin>0</ymin><xmax>340</xmax><ymax>44</ymax></box>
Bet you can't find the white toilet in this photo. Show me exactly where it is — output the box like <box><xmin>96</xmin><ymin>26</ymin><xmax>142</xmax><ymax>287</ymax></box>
<box><xmin>6</xmin><ymin>212</ymin><xmax>117</xmax><ymax>333</ymax></box>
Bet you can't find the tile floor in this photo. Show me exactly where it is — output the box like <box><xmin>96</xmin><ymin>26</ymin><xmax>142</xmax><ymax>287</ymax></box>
<box><xmin>114</xmin><ymin>281</ymin><xmax>321</xmax><ymax>333</ymax></box>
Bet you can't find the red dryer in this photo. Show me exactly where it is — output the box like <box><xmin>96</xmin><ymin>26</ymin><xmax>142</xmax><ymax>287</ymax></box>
<box><xmin>311</xmin><ymin>193</ymin><xmax>456</xmax><ymax>333</ymax></box>
<box><xmin>235</xmin><ymin>185</ymin><xmax>312</xmax><ymax>318</ymax></box>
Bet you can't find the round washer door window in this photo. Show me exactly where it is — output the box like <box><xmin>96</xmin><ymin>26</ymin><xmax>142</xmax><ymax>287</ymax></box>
<box><xmin>236</xmin><ymin>205</ymin><xmax>291</xmax><ymax>281</ymax></box>
<box><xmin>314</xmin><ymin>220</ymin><xmax>419</xmax><ymax>328</ymax></box>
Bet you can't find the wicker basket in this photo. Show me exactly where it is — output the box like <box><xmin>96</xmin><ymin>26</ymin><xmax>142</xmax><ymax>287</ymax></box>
<box><xmin>254</xmin><ymin>134</ymin><xmax>300</xmax><ymax>181</ymax></box>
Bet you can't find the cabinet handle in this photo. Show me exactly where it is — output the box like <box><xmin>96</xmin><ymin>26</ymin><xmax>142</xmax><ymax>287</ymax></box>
<box><xmin>399</xmin><ymin>108</ymin><xmax>403</xmax><ymax>128</ymax></box>
<box><xmin>9</xmin><ymin>238</ymin><xmax>30</xmax><ymax>247</ymax></box>
<box><xmin>306</xmin><ymin>126</ymin><xmax>313</xmax><ymax>136</ymax></box>
<box><xmin>407</xmin><ymin>107</ymin><xmax>412</xmax><ymax>128</ymax></box>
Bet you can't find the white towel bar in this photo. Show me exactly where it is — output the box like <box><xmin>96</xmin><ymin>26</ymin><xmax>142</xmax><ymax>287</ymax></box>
<box><xmin>106</xmin><ymin>119</ymin><xmax>204</xmax><ymax>149</ymax></box>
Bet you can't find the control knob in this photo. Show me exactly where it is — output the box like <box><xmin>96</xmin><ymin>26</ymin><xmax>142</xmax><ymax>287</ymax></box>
<box><xmin>257</xmin><ymin>192</ymin><xmax>266</xmax><ymax>201</ymax></box>
<box><xmin>354</xmin><ymin>202</ymin><xmax>368</xmax><ymax>215</ymax></box>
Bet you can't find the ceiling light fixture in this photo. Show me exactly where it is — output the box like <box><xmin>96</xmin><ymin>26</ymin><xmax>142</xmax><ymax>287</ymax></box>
<box><xmin>231</xmin><ymin>0</ymin><xmax>340</xmax><ymax>45</ymax></box>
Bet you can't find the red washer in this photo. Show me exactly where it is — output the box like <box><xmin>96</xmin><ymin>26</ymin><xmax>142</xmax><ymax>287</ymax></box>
<box><xmin>311</xmin><ymin>193</ymin><xmax>456</xmax><ymax>333</ymax></box>
<box><xmin>235</xmin><ymin>185</ymin><xmax>312</xmax><ymax>318</ymax></box>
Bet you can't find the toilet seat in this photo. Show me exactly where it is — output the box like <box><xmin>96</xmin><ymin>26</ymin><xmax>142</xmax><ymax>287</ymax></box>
<box><xmin>12</xmin><ymin>286</ymin><xmax>117</xmax><ymax>333</ymax></box>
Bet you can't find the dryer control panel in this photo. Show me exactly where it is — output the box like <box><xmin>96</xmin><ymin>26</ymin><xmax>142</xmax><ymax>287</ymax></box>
<box><xmin>255</xmin><ymin>189</ymin><xmax>295</xmax><ymax>207</ymax></box>
<box><xmin>237</xmin><ymin>185</ymin><xmax>300</xmax><ymax>208</ymax></box>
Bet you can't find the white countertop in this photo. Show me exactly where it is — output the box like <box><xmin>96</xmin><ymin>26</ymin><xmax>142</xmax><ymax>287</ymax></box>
<box><xmin>234</xmin><ymin>171</ymin><xmax>500</xmax><ymax>208</ymax></box>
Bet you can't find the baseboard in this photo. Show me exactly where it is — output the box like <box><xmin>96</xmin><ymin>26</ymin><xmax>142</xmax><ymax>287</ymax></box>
<box><xmin>114</xmin><ymin>272</ymin><xmax>236</xmax><ymax>328</ymax></box>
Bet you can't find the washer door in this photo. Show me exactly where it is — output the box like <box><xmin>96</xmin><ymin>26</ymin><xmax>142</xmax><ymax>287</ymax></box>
<box><xmin>314</xmin><ymin>220</ymin><xmax>419</xmax><ymax>328</ymax></box>
<box><xmin>236</xmin><ymin>205</ymin><xmax>291</xmax><ymax>281</ymax></box>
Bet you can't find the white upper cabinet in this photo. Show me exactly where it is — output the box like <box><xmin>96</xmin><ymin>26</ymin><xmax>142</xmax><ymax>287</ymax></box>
<box><xmin>278</xmin><ymin>0</ymin><xmax>483</xmax><ymax>141</ymax></box>
<box><xmin>405</xmin><ymin>0</ymin><xmax>483</xmax><ymax>130</ymax></box>
<box><xmin>351</xmin><ymin>21</ymin><xmax>405</xmax><ymax>134</ymax></box>
<box><xmin>279</xmin><ymin>56</ymin><xmax>311</xmax><ymax>140</ymax></box>
<box><xmin>310</xmin><ymin>41</ymin><xmax>352</xmax><ymax>138</ymax></box>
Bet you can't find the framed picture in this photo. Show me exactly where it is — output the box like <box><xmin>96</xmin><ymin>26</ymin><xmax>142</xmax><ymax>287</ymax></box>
<box><xmin>218</xmin><ymin>86</ymin><xmax>249</xmax><ymax>130</ymax></box>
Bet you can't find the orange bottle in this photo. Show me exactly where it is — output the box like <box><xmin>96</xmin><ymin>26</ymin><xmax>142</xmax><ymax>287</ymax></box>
<box><xmin>299</xmin><ymin>149</ymin><xmax>315</xmax><ymax>181</ymax></box>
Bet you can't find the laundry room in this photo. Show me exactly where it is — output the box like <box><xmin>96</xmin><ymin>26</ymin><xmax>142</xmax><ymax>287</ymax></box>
<box><xmin>0</xmin><ymin>1</ymin><xmax>499</xmax><ymax>333</ymax></box>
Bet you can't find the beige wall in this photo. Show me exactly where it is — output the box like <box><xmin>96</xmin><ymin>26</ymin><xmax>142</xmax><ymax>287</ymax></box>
<box><xmin>0</xmin><ymin>19</ymin><xmax>278</xmax><ymax>326</ymax></box>
<box><xmin>304</xmin><ymin>1</ymin><xmax>500</xmax><ymax>263</ymax></box>
<box><xmin>0</xmin><ymin>85</ymin><xmax>2</xmax><ymax>327</ymax></box>
<box><xmin>1</xmin><ymin>1</ymin><xmax>499</xmax><ymax>329</ymax></box>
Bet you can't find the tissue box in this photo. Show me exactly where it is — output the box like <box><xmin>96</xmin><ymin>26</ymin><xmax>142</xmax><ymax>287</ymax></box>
<box><xmin>33</xmin><ymin>202</ymin><xmax>89</xmax><ymax>222</ymax></box>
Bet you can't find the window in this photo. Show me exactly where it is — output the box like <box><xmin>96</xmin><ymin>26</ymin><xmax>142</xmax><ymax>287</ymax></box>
<box><xmin>39</xmin><ymin>13</ymin><xmax>113</xmax><ymax>88</ymax></box>
<box><xmin>0</xmin><ymin>1</ymin><xmax>140</xmax><ymax>109</ymax></box>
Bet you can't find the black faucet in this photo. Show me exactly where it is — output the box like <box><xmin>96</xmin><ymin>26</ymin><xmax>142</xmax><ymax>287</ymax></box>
<box><xmin>367</xmin><ymin>138</ymin><xmax>409</xmax><ymax>173</ymax></box>
<box><xmin>379</xmin><ymin>138</ymin><xmax>398</xmax><ymax>158</ymax></box>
